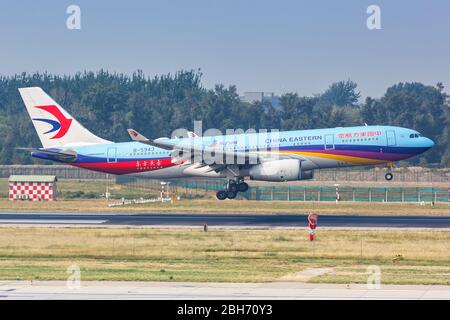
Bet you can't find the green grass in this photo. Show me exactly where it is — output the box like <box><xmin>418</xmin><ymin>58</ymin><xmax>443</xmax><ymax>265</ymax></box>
<box><xmin>0</xmin><ymin>227</ymin><xmax>449</xmax><ymax>284</ymax></box>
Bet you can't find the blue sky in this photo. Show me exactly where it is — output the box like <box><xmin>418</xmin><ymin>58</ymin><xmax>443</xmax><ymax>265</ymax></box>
<box><xmin>1</xmin><ymin>0</ymin><xmax>449</xmax><ymax>98</ymax></box>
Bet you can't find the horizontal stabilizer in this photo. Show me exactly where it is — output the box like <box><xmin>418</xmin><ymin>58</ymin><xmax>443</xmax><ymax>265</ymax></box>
<box><xmin>16</xmin><ymin>147</ymin><xmax>77</xmax><ymax>162</ymax></box>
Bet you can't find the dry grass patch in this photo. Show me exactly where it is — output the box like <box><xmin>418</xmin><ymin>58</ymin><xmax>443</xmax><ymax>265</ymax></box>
<box><xmin>0</xmin><ymin>227</ymin><xmax>448</xmax><ymax>284</ymax></box>
<box><xmin>0</xmin><ymin>198</ymin><xmax>449</xmax><ymax>216</ymax></box>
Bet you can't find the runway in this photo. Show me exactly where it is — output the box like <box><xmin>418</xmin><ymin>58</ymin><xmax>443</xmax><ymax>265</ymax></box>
<box><xmin>0</xmin><ymin>281</ymin><xmax>449</xmax><ymax>299</ymax></box>
<box><xmin>0</xmin><ymin>212</ymin><xmax>449</xmax><ymax>228</ymax></box>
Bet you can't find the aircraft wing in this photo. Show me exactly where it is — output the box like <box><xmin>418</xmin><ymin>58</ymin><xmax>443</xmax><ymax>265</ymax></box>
<box><xmin>127</xmin><ymin>128</ymin><xmax>262</xmax><ymax>166</ymax></box>
<box><xmin>127</xmin><ymin>129</ymin><xmax>310</xmax><ymax>173</ymax></box>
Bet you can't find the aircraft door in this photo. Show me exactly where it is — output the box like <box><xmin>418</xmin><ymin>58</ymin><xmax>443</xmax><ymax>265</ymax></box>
<box><xmin>107</xmin><ymin>147</ymin><xmax>117</xmax><ymax>163</ymax></box>
<box><xmin>386</xmin><ymin>130</ymin><xmax>396</xmax><ymax>146</ymax></box>
<box><xmin>324</xmin><ymin>134</ymin><xmax>335</xmax><ymax>150</ymax></box>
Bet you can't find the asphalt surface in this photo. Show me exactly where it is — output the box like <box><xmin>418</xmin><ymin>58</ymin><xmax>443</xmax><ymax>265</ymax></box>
<box><xmin>1</xmin><ymin>281</ymin><xmax>449</xmax><ymax>299</ymax></box>
<box><xmin>0</xmin><ymin>212</ymin><xmax>449</xmax><ymax>228</ymax></box>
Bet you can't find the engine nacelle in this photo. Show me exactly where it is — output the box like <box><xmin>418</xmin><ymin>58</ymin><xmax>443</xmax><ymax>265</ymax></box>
<box><xmin>249</xmin><ymin>159</ymin><xmax>314</xmax><ymax>182</ymax></box>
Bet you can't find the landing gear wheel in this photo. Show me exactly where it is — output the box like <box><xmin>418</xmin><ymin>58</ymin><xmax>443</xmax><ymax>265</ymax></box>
<box><xmin>226</xmin><ymin>191</ymin><xmax>237</xmax><ymax>199</ymax></box>
<box><xmin>237</xmin><ymin>182</ymin><xmax>249</xmax><ymax>192</ymax></box>
<box><xmin>216</xmin><ymin>190</ymin><xmax>227</xmax><ymax>200</ymax></box>
<box><xmin>385</xmin><ymin>172</ymin><xmax>393</xmax><ymax>181</ymax></box>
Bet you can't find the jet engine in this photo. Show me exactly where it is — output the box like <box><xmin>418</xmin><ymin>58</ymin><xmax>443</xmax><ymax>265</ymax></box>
<box><xmin>249</xmin><ymin>159</ymin><xmax>314</xmax><ymax>182</ymax></box>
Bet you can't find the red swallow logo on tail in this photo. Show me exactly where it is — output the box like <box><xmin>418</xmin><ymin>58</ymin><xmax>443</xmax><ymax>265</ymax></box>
<box><xmin>32</xmin><ymin>105</ymin><xmax>72</xmax><ymax>139</ymax></box>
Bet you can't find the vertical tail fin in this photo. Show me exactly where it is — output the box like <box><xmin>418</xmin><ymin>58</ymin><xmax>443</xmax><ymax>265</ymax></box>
<box><xmin>19</xmin><ymin>87</ymin><xmax>111</xmax><ymax>148</ymax></box>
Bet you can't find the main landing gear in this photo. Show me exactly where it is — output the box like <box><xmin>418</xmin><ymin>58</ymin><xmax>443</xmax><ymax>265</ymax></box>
<box><xmin>385</xmin><ymin>162</ymin><xmax>394</xmax><ymax>181</ymax></box>
<box><xmin>216</xmin><ymin>180</ymin><xmax>249</xmax><ymax>200</ymax></box>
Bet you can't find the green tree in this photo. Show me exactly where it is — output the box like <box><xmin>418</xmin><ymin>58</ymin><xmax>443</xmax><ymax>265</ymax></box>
<box><xmin>361</xmin><ymin>82</ymin><xmax>448</xmax><ymax>165</ymax></box>
<box><xmin>0</xmin><ymin>71</ymin><xmax>448</xmax><ymax>167</ymax></box>
<box><xmin>318</xmin><ymin>79</ymin><xmax>361</xmax><ymax>108</ymax></box>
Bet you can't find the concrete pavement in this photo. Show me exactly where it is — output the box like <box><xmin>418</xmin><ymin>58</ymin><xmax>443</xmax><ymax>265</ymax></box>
<box><xmin>0</xmin><ymin>281</ymin><xmax>449</xmax><ymax>300</ymax></box>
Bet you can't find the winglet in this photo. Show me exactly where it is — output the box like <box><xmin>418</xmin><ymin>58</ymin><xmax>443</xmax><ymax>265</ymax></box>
<box><xmin>127</xmin><ymin>128</ymin><xmax>174</xmax><ymax>150</ymax></box>
<box><xmin>127</xmin><ymin>128</ymin><xmax>149</xmax><ymax>142</ymax></box>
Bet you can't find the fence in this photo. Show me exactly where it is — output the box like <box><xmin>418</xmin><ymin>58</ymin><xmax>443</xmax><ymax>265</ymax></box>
<box><xmin>313</xmin><ymin>168</ymin><xmax>450</xmax><ymax>183</ymax></box>
<box><xmin>1</xmin><ymin>165</ymin><xmax>449</xmax><ymax>202</ymax></box>
<box><xmin>116</xmin><ymin>176</ymin><xmax>450</xmax><ymax>203</ymax></box>
<box><xmin>245</xmin><ymin>186</ymin><xmax>450</xmax><ymax>202</ymax></box>
<box><xmin>0</xmin><ymin>165</ymin><xmax>106</xmax><ymax>179</ymax></box>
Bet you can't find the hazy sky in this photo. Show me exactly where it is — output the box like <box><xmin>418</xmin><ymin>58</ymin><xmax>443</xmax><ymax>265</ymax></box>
<box><xmin>1</xmin><ymin>0</ymin><xmax>449</xmax><ymax>99</ymax></box>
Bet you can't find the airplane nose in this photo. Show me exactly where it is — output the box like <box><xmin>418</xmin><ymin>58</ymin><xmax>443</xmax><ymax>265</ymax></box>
<box><xmin>425</xmin><ymin>138</ymin><xmax>435</xmax><ymax>148</ymax></box>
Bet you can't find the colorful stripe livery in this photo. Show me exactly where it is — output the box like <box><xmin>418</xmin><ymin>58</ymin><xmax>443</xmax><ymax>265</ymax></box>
<box><xmin>275</xmin><ymin>144</ymin><xmax>430</xmax><ymax>165</ymax></box>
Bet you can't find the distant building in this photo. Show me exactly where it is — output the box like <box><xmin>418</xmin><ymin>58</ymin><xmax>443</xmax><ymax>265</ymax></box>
<box><xmin>240</xmin><ymin>92</ymin><xmax>281</xmax><ymax>109</ymax></box>
<box><xmin>8</xmin><ymin>175</ymin><xmax>58</xmax><ymax>201</ymax></box>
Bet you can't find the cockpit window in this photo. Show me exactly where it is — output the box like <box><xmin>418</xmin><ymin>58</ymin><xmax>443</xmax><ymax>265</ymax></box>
<box><xmin>409</xmin><ymin>133</ymin><xmax>421</xmax><ymax>138</ymax></box>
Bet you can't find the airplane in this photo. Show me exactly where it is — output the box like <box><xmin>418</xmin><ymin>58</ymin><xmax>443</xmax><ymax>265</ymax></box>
<box><xmin>18</xmin><ymin>87</ymin><xmax>435</xmax><ymax>200</ymax></box>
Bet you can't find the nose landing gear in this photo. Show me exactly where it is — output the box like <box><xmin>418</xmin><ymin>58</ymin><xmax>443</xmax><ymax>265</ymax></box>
<box><xmin>385</xmin><ymin>162</ymin><xmax>394</xmax><ymax>181</ymax></box>
<box><xmin>216</xmin><ymin>180</ymin><xmax>249</xmax><ymax>200</ymax></box>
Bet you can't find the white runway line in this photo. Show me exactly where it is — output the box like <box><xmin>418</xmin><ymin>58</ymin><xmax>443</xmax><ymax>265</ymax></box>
<box><xmin>0</xmin><ymin>219</ymin><xmax>107</xmax><ymax>224</ymax></box>
<box><xmin>0</xmin><ymin>281</ymin><xmax>449</xmax><ymax>300</ymax></box>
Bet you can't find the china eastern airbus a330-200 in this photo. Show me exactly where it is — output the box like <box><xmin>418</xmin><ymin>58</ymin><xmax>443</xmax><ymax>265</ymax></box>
<box><xmin>18</xmin><ymin>87</ymin><xmax>434</xmax><ymax>200</ymax></box>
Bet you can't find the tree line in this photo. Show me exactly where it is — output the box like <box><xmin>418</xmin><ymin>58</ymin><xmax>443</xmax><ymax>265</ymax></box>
<box><xmin>0</xmin><ymin>70</ymin><xmax>448</xmax><ymax>166</ymax></box>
